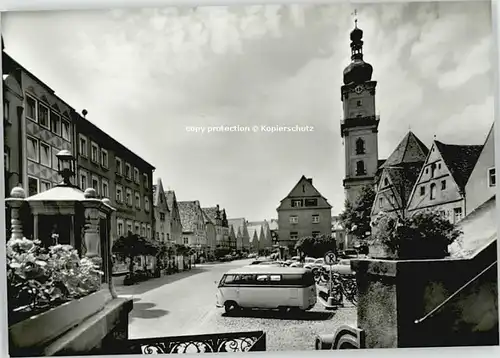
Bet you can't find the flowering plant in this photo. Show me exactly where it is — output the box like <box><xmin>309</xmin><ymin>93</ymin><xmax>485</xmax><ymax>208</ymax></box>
<box><xmin>6</xmin><ymin>238</ymin><xmax>103</xmax><ymax>324</ymax></box>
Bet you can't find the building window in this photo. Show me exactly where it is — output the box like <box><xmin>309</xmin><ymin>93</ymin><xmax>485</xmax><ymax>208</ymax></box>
<box><xmin>134</xmin><ymin>168</ymin><xmax>140</xmax><ymax>183</ymax></box>
<box><xmin>304</xmin><ymin>198</ymin><xmax>318</xmax><ymax>207</ymax></box>
<box><xmin>488</xmin><ymin>167</ymin><xmax>496</xmax><ymax>187</ymax></box>
<box><xmin>102</xmin><ymin>179</ymin><xmax>109</xmax><ymax>198</ymax></box>
<box><xmin>50</xmin><ymin>112</ymin><xmax>61</xmax><ymax>135</ymax></box>
<box><xmin>160</xmin><ymin>212</ymin><xmax>166</xmax><ymax>221</ymax></box>
<box><xmin>40</xmin><ymin>180</ymin><xmax>51</xmax><ymax>192</ymax></box>
<box><xmin>126</xmin><ymin>188</ymin><xmax>132</xmax><ymax>206</ymax></box>
<box><xmin>116</xmin><ymin>185</ymin><xmax>123</xmax><ymax>203</ymax></box>
<box><xmin>145</xmin><ymin>197</ymin><xmax>150</xmax><ymax>212</ymax></box>
<box><xmin>135</xmin><ymin>192</ymin><xmax>141</xmax><ymax>209</ymax></box>
<box><xmin>379</xmin><ymin>197</ymin><xmax>384</xmax><ymax>208</ymax></box>
<box><xmin>425</xmin><ymin>168</ymin><xmax>429</xmax><ymax>175</ymax></box>
<box><xmin>141</xmin><ymin>224</ymin><xmax>146</xmax><ymax>237</ymax></box>
<box><xmin>116</xmin><ymin>157</ymin><xmax>122</xmax><ymax>176</ymax></box>
<box><xmin>40</xmin><ymin>142</ymin><xmax>51</xmax><ymax>167</ymax></box>
<box><xmin>62</xmin><ymin>119</ymin><xmax>71</xmax><ymax>141</ymax></box>
<box><xmin>384</xmin><ymin>178</ymin><xmax>389</xmax><ymax>187</ymax></box>
<box><xmin>289</xmin><ymin>215</ymin><xmax>298</xmax><ymax>224</ymax></box>
<box><xmin>80</xmin><ymin>169</ymin><xmax>88</xmax><ymax>190</ymax></box>
<box><xmin>184</xmin><ymin>237</ymin><xmax>189</xmax><ymax>244</ymax></box>
<box><xmin>79</xmin><ymin>135</ymin><xmax>88</xmax><ymax>157</ymax></box>
<box><xmin>147</xmin><ymin>225</ymin><xmax>151</xmax><ymax>239</ymax></box>
<box><xmin>290</xmin><ymin>232</ymin><xmax>298</xmax><ymax>240</ymax></box>
<box><xmin>27</xmin><ymin>136</ymin><xmax>39</xmax><ymax>162</ymax></box>
<box><xmin>4</xmin><ymin>147</ymin><xmax>10</xmax><ymax>172</ymax></box>
<box><xmin>125</xmin><ymin>163</ymin><xmax>132</xmax><ymax>180</ymax></box>
<box><xmin>431</xmin><ymin>163</ymin><xmax>437</xmax><ymax>178</ymax></box>
<box><xmin>356</xmin><ymin>160</ymin><xmax>366</xmax><ymax>176</ymax></box>
<box><xmin>430</xmin><ymin>183</ymin><xmax>437</xmax><ymax>200</ymax></box>
<box><xmin>291</xmin><ymin>199</ymin><xmax>303</xmax><ymax>208</ymax></box>
<box><xmin>135</xmin><ymin>223</ymin><xmax>140</xmax><ymax>235</ymax></box>
<box><xmin>101</xmin><ymin>149</ymin><xmax>108</xmax><ymax>168</ymax></box>
<box><xmin>28</xmin><ymin>176</ymin><xmax>39</xmax><ymax>196</ymax></box>
<box><xmin>38</xmin><ymin>103</ymin><xmax>50</xmax><ymax>129</ymax></box>
<box><xmin>91</xmin><ymin>175</ymin><xmax>100</xmax><ymax>195</ymax></box>
<box><xmin>52</xmin><ymin>147</ymin><xmax>59</xmax><ymax>170</ymax></box>
<box><xmin>167</xmin><ymin>233</ymin><xmax>170</xmax><ymax>241</ymax></box>
<box><xmin>117</xmin><ymin>219</ymin><xmax>124</xmax><ymax>237</ymax></box>
<box><xmin>420</xmin><ymin>186</ymin><xmax>425</xmax><ymax>196</ymax></box>
<box><xmin>126</xmin><ymin>221</ymin><xmax>132</xmax><ymax>234</ymax></box>
<box><xmin>312</xmin><ymin>215</ymin><xmax>320</xmax><ymax>223</ymax></box>
<box><xmin>91</xmin><ymin>142</ymin><xmax>99</xmax><ymax>163</ymax></box>
<box><xmin>143</xmin><ymin>173</ymin><xmax>149</xmax><ymax>188</ymax></box>
<box><xmin>441</xmin><ymin>180</ymin><xmax>447</xmax><ymax>190</ymax></box>
<box><xmin>356</xmin><ymin>100</ymin><xmax>362</xmax><ymax>107</ymax></box>
<box><xmin>26</xmin><ymin>95</ymin><xmax>37</xmax><ymax>121</ymax></box>
<box><xmin>4</xmin><ymin>99</ymin><xmax>10</xmax><ymax>122</ymax></box>
<box><xmin>312</xmin><ymin>231</ymin><xmax>320</xmax><ymax>238</ymax></box>
<box><xmin>454</xmin><ymin>208</ymin><xmax>463</xmax><ymax>223</ymax></box>
<box><xmin>355</xmin><ymin>138</ymin><xmax>365</xmax><ymax>155</ymax></box>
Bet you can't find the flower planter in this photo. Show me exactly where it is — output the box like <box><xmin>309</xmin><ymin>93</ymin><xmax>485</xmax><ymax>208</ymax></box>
<box><xmin>9</xmin><ymin>289</ymin><xmax>110</xmax><ymax>353</ymax></box>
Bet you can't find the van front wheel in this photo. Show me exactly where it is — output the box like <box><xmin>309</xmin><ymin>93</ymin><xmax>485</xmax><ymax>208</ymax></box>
<box><xmin>224</xmin><ymin>301</ymin><xmax>239</xmax><ymax>314</ymax></box>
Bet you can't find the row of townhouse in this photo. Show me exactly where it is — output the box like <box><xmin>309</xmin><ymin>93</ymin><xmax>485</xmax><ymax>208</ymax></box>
<box><xmin>371</xmin><ymin>123</ymin><xmax>496</xmax><ymax>223</ymax></box>
<box><xmin>3</xmin><ymin>49</ymin><xmax>155</xmax><ymax>248</ymax></box>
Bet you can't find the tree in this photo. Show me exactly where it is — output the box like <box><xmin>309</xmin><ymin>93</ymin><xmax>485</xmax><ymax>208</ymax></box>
<box><xmin>372</xmin><ymin>210</ymin><xmax>462</xmax><ymax>259</ymax></box>
<box><xmin>294</xmin><ymin>235</ymin><xmax>337</xmax><ymax>259</ymax></box>
<box><xmin>339</xmin><ymin>185</ymin><xmax>376</xmax><ymax>240</ymax></box>
<box><xmin>112</xmin><ymin>232</ymin><xmax>159</xmax><ymax>274</ymax></box>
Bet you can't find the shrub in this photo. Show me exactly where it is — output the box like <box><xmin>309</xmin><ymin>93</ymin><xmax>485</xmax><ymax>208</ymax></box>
<box><xmin>6</xmin><ymin>237</ymin><xmax>103</xmax><ymax>324</ymax></box>
<box><xmin>372</xmin><ymin>210</ymin><xmax>463</xmax><ymax>259</ymax></box>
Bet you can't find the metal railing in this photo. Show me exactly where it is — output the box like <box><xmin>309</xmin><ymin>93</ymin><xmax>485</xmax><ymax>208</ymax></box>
<box><xmin>414</xmin><ymin>260</ymin><xmax>497</xmax><ymax>325</ymax></box>
<box><xmin>123</xmin><ymin>331</ymin><xmax>266</xmax><ymax>354</ymax></box>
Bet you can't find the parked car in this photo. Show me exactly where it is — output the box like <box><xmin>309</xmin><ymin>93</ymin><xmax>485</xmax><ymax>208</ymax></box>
<box><xmin>303</xmin><ymin>257</ymin><xmax>319</xmax><ymax>271</ymax></box>
<box><xmin>248</xmin><ymin>253</ymin><xmax>257</xmax><ymax>259</ymax></box>
<box><xmin>339</xmin><ymin>249</ymin><xmax>358</xmax><ymax>259</ymax></box>
<box><xmin>322</xmin><ymin>259</ymin><xmax>354</xmax><ymax>276</ymax></box>
<box><xmin>290</xmin><ymin>256</ymin><xmax>300</xmax><ymax>262</ymax></box>
<box><xmin>250</xmin><ymin>259</ymin><xmax>273</xmax><ymax>265</ymax></box>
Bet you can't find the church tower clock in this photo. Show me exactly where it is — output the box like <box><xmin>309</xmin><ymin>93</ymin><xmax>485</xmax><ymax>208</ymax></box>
<box><xmin>341</xmin><ymin>19</ymin><xmax>380</xmax><ymax>204</ymax></box>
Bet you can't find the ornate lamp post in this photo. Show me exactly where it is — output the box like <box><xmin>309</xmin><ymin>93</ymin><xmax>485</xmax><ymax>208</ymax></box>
<box><xmin>56</xmin><ymin>149</ymin><xmax>77</xmax><ymax>187</ymax></box>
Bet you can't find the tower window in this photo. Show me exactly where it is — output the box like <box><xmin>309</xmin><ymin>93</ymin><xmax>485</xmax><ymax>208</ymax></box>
<box><xmin>355</xmin><ymin>138</ymin><xmax>366</xmax><ymax>155</ymax></box>
<box><xmin>356</xmin><ymin>161</ymin><xmax>366</xmax><ymax>176</ymax></box>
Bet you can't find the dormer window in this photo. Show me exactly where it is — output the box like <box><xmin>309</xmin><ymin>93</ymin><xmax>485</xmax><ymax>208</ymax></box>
<box><xmin>355</xmin><ymin>138</ymin><xmax>366</xmax><ymax>155</ymax></box>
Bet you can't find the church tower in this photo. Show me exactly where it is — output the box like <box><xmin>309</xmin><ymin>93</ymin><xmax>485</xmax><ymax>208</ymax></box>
<box><xmin>341</xmin><ymin>18</ymin><xmax>380</xmax><ymax>204</ymax></box>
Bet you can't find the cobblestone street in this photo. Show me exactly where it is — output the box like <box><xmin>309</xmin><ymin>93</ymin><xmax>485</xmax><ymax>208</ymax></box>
<box><xmin>120</xmin><ymin>260</ymin><xmax>357</xmax><ymax>351</ymax></box>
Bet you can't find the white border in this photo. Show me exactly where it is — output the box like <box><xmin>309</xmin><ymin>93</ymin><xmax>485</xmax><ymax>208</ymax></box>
<box><xmin>1</xmin><ymin>1</ymin><xmax>499</xmax><ymax>358</ymax></box>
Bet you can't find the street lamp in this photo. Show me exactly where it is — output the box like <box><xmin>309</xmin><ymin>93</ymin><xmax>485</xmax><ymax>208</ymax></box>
<box><xmin>56</xmin><ymin>150</ymin><xmax>76</xmax><ymax>187</ymax></box>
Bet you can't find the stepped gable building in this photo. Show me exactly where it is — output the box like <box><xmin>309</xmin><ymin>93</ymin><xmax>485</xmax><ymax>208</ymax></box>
<box><xmin>406</xmin><ymin>140</ymin><xmax>483</xmax><ymax>224</ymax></box>
<box><xmin>203</xmin><ymin>205</ymin><xmax>229</xmax><ymax>249</ymax></box>
<box><xmin>228</xmin><ymin>218</ymin><xmax>250</xmax><ymax>251</ymax></box>
<box><xmin>152</xmin><ymin>178</ymin><xmax>171</xmax><ymax>243</ymax></box>
<box><xmin>371</xmin><ymin>131</ymin><xmax>429</xmax><ymax>219</ymax></box>
<box><xmin>340</xmin><ymin>20</ymin><xmax>380</xmax><ymax>204</ymax></box>
<box><xmin>277</xmin><ymin>175</ymin><xmax>332</xmax><ymax>251</ymax></box>
<box><xmin>178</xmin><ymin>200</ymin><xmax>207</xmax><ymax>251</ymax></box>
<box><xmin>166</xmin><ymin>190</ymin><xmax>183</xmax><ymax>244</ymax></box>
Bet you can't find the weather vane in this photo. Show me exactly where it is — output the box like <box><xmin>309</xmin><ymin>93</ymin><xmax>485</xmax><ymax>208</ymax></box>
<box><xmin>352</xmin><ymin>9</ymin><xmax>358</xmax><ymax>27</ymax></box>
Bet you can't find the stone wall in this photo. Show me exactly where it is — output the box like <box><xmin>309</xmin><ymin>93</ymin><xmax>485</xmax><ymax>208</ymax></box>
<box><xmin>352</xmin><ymin>240</ymin><xmax>498</xmax><ymax>348</ymax></box>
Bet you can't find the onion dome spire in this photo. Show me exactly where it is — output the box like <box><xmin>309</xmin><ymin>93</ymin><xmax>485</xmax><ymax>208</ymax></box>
<box><xmin>343</xmin><ymin>12</ymin><xmax>373</xmax><ymax>85</ymax></box>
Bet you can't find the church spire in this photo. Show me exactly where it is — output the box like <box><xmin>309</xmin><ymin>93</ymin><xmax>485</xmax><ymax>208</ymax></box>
<box><xmin>343</xmin><ymin>11</ymin><xmax>373</xmax><ymax>85</ymax></box>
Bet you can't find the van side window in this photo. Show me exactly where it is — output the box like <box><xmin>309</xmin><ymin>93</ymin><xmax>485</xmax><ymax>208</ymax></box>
<box><xmin>269</xmin><ymin>275</ymin><xmax>281</xmax><ymax>282</ymax></box>
<box><xmin>256</xmin><ymin>275</ymin><xmax>269</xmax><ymax>282</ymax></box>
<box><xmin>234</xmin><ymin>274</ymin><xmax>255</xmax><ymax>284</ymax></box>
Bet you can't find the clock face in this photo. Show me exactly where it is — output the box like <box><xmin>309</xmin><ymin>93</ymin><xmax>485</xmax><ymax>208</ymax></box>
<box><xmin>354</xmin><ymin>85</ymin><xmax>363</xmax><ymax>94</ymax></box>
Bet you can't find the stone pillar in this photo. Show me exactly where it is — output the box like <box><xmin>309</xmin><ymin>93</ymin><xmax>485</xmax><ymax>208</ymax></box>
<box><xmin>5</xmin><ymin>186</ymin><xmax>26</xmax><ymax>240</ymax></box>
<box><xmin>82</xmin><ymin>189</ymin><xmax>102</xmax><ymax>265</ymax></box>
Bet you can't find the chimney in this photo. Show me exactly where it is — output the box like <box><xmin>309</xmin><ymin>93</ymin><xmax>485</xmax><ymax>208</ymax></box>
<box><xmin>216</xmin><ymin>204</ymin><xmax>220</xmax><ymax>210</ymax></box>
<box><xmin>195</xmin><ymin>200</ymin><xmax>200</xmax><ymax>206</ymax></box>
<box><xmin>307</xmin><ymin>178</ymin><xmax>312</xmax><ymax>184</ymax></box>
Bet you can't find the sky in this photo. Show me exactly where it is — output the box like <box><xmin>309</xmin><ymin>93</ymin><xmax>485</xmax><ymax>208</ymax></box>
<box><xmin>2</xmin><ymin>1</ymin><xmax>494</xmax><ymax>220</ymax></box>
